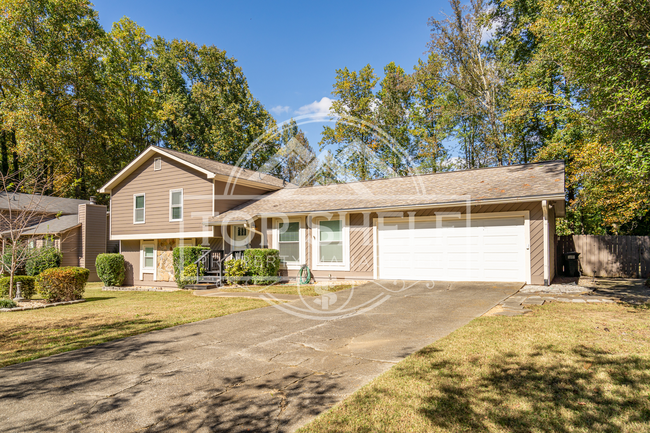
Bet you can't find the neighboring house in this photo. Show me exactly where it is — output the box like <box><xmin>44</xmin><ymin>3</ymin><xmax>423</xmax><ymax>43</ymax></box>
<box><xmin>100</xmin><ymin>145</ymin><xmax>565</xmax><ymax>287</ymax></box>
<box><xmin>0</xmin><ymin>193</ymin><xmax>111</xmax><ymax>281</ymax></box>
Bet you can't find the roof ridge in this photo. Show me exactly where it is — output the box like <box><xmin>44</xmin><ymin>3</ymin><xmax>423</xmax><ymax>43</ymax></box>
<box><xmin>288</xmin><ymin>159</ymin><xmax>565</xmax><ymax>190</ymax></box>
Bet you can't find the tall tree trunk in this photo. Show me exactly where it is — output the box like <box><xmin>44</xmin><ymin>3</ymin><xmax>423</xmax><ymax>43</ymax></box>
<box><xmin>0</xmin><ymin>130</ymin><xmax>8</xmax><ymax>175</ymax></box>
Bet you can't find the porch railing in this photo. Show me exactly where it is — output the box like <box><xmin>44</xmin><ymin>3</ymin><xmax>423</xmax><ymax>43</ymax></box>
<box><xmin>193</xmin><ymin>249</ymin><xmax>246</xmax><ymax>286</ymax></box>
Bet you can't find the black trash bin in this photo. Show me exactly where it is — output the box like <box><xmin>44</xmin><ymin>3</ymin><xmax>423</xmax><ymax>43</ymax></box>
<box><xmin>563</xmin><ymin>252</ymin><xmax>580</xmax><ymax>277</ymax></box>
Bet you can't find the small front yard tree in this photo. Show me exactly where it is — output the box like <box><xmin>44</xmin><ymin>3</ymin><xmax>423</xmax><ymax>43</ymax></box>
<box><xmin>0</xmin><ymin>169</ymin><xmax>52</xmax><ymax>299</ymax></box>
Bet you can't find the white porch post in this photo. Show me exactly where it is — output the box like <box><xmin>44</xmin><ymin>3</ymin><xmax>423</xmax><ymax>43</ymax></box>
<box><xmin>542</xmin><ymin>200</ymin><xmax>550</xmax><ymax>286</ymax></box>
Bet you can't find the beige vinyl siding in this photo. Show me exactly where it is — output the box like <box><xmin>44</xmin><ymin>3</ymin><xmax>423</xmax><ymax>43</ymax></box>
<box><xmin>60</xmin><ymin>226</ymin><xmax>81</xmax><ymax>267</ymax></box>
<box><xmin>120</xmin><ymin>240</ymin><xmax>140</xmax><ymax>285</ymax></box>
<box><xmin>111</xmin><ymin>154</ymin><xmax>213</xmax><ymax>236</ymax></box>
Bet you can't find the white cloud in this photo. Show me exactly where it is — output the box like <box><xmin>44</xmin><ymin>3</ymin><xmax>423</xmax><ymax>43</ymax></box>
<box><xmin>270</xmin><ymin>105</ymin><xmax>290</xmax><ymax>115</ymax></box>
<box><xmin>295</xmin><ymin>97</ymin><xmax>333</xmax><ymax>118</ymax></box>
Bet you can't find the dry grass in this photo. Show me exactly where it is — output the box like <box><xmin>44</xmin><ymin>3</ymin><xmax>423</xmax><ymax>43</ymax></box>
<box><xmin>0</xmin><ymin>282</ymin><xmax>269</xmax><ymax>368</ymax></box>
<box><xmin>217</xmin><ymin>283</ymin><xmax>354</xmax><ymax>297</ymax></box>
<box><xmin>299</xmin><ymin>301</ymin><xmax>650</xmax><ymax>433</ymax></box>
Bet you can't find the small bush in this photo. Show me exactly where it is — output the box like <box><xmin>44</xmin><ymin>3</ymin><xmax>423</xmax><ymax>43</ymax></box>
<box><xmin>0</xmin><ymin>276</ymin><xmax>36</xmax><ymax>299</ymax></box>
<box><xmin>36</xmin><ymin>267</ymin><xmax>89</xmax><ymax>302</ymax></box>
<box><xmin>25</xmin><ymin>246</ymin><xmax>62</xmax><ymax>276</ymax></box>
<box><xmin>96</xmin><ymin>254</ymin><xmax>126</xmax><ymax>286</ymax></box>
<box><xmin>0</xmin><ymin>299</ymin><xmax>17</xmax><ymax>308</ymax></box>
<box><xmin>180</xmin><ymin>263</ymin><xmax>205</xmax><ymax>286</ymax></box>
<box><xmin>224</xmin><ymin>259</ymin><xmax>248</xmax><ymax>285</ymax></box>
<box><xmin>172</xmin><ymin>246</ymin><xmax>209</xmax><ymax>289</ymax></box>
<box><xmin>244</xmin><ymin>249</ymin><xmax>280</xmax><ymax>285</ymax></box>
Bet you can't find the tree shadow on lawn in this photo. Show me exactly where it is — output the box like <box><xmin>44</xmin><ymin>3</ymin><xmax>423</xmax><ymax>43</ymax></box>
<box><xmin>419</xmin><ymin>344</ymin><xmax>650</xmax><ymax>432</ymax></box>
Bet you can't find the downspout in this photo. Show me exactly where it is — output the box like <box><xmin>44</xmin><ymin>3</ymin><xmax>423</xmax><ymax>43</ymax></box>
<box><xmin>542</xmin><ymin>200</ymin><xmax>550</xmax><ymax>286</ymax></box>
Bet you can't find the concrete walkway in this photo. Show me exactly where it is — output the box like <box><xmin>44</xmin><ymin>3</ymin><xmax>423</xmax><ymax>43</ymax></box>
<box><xmin>485</xmin><ymin>277</ymin><xmax>648</xmax><ymax>317</ymax></box>
<box><xmin>0</xmin><ymin>281</ymin><xmax>521</xmax><ymax>432</ymax></box>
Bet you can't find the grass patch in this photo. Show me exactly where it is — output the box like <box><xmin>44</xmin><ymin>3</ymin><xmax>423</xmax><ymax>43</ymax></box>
<box><xmin>218</xmin><ymin>284</ymin><xmax>354</xmax><ymax>297</ymax></box>
<box><xmin>0</xmin><ymin>282</ymin><xmax>269</xmax><ymax>368</ymax></box>
<box><xmin>299</xmin><ymin>301</ymin><xmax>650</xmax><ymax>432</ymax></box>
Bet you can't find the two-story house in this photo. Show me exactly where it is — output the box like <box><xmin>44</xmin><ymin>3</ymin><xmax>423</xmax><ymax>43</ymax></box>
<box><xmin>100</xmin><ymin>145</ymin><xmax>566</xmax><ymax>287</ymax></box>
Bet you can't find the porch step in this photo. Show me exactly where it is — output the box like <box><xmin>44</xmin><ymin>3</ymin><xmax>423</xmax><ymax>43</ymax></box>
<box><xmin>185</xmin><ymin>283</ymin><xmax>217</xmax><ymax>290</ymax></box>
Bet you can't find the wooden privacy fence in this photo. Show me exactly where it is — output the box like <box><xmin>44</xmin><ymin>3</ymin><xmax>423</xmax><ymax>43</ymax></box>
<box><xmin>556</xmin><ymin>235</ymin><xmax>650</xmax><ymax>278</ymax></box>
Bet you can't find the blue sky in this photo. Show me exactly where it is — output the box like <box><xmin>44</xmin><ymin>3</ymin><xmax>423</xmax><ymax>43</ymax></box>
<box><xmin>92</xmin><ymin>0</ymin><xmax>452</xmax><ymax>150</ymax></box>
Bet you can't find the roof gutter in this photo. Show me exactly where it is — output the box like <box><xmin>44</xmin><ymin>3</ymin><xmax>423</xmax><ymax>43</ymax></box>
<box><xmin>205</xmin><ymin>193</ymin><xmax>566</xmax><ymax>226</ymax></box>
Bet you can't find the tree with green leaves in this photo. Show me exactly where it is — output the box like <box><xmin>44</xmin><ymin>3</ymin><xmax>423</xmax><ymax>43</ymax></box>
<box><xmin>375</xmin><ymin>62</ymin><xmax>415</xmax><ymax>176</ymax></box>
<box><xmin>152</xmin><ymin>38</ymin><xmax>279</xmax><ymax>170</ymax></box>
<box><xmin>320</xmin><ymin>65</ymin><xmax>381</xmax><ymax>180</ymax></box>
<box><xmin>411</xmin><ymin>53</ymin><xmax>450</xmax><ymax>172</ymax></box>
<box><xmin>103</xmin><ymin>17</ymin><xmax>159</xmax><ymax>169</ymax></box>
<box><xmin>428</xmin><ymin>0</ymin><xmax>509</xmax><ymax>167</ymax></box>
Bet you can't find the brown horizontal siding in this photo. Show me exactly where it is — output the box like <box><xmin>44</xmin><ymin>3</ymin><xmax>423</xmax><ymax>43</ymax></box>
<box><xmin>80</xmin><ymin>204</ymin><xmax>107</xmax><ymax>282</ymax></box>
<box><xmin>60</xmin><ymin>227</ymin><xmax>81</xmax><ymax>267</ymax></box>
<box><xmin>111</xmin><ymin>154</ymin><xmax>213</xmax><ymax>236</ymax></box>
<box><xmin>214</xmin><ymin>180</ymin><xmax>271</xmax><ymax>216</ymax></box>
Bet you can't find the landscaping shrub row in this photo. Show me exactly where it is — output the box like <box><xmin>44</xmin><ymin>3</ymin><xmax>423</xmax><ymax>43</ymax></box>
<box><xmin>0</xmin><ymin>267</ymin><xmax>89</xmax><ymax>302</ymax></box>
<box><xmin>224</xmin><ymin>249</ymin><xmax>280</xmax><ymax>285</ymax></box>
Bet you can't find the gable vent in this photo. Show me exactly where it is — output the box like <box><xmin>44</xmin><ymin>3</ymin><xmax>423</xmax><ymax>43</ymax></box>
<box><xmin>154</xmin><ymin>157</ymin><xmax>162</xmax><ymax>171</ymax></box>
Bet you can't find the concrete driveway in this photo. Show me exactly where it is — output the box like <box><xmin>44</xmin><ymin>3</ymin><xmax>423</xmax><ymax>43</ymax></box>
<box><xmin>0</xmin><ymin>281</ymin><xmax>521</xmax><ymax>432</ymax></box>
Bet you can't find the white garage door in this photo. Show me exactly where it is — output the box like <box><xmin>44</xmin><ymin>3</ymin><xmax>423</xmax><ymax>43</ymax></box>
<box><xmin>377</xmin><ymin>216</ymin><xmax>528</xmax><ymax>282</ymax></box>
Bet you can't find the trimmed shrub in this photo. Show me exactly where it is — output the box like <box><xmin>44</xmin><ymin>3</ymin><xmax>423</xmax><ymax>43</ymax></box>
<box><xmin>180</xmin><ymin>263</ymin><xmax>205</xmax><ymax>286</ymax></box>
<box><xmin>244</xmin><ymin>249</ymin><xmax>280</xmax><ymax>285</ymax></box>
<box><xmin>224</xmin><ymin>259</ymin><xmax>248</xmax><ymax>285</ymax></box>
<box><xmin>0</xmin><ymin>299</ymin><xmax>17</xmax><ymax>308</ymax></box>
<box><xmin>36</xmin><ymin>267</ymin><xmax>89</xmax><ymax>302</ymax></box>
<box><xmin>0</xmin><ymin>276</ymin><xmax>36</xmax><ymax>299</ymax></box>
<box><xmin>26</xmin><ymin>246</ymin><xmax>63</xmax><ymax>276</ymax></box>
<box><xmin>96</xmin><ymin>254</ymin><xmax>126</xmax><ymax>286</ymax></box>
<box><xmin>173</xmin><ymin>246</ymin><xmax>209</xmax><ymax>289</ymax></box>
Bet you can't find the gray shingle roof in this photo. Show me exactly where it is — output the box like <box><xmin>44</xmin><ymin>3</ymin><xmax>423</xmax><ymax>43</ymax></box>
<box><xmin>209</xmin><ymin>161</ymin><xmax>565</xmax><ymax>223</ymax></box>
<box><xmin>0</xmin><ymin>193</ymin><xmax>90</xmax><ymax>215</ymax></box>
<box><xmin>20</xmin><ymin>215</ymin><xmax>81</xmax><ymax>235</ymax></box>
<box><xmin>160</xmin><ymin>147</ymin><xmax>287</xmax><ymax>189</ymax></box>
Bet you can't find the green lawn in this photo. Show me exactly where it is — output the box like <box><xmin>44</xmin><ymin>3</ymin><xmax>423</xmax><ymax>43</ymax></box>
<box><xmin>299</xmin><ymin>301</ymin><xmax>650</xmax><ymax>433</ymax></box>
<box><xmin>0</xmin><ymin>282</ymin><xmax>269</xmax><ymax>368</ymax></box>
<box><xmin>217</xmin><ymin>283</ymin><xmax>354</xmax><ymax>297</ymax></box>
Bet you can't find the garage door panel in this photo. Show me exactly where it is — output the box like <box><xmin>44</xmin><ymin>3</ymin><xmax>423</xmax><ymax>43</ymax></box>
<box><xmin>378</xmin><ymin>216</ymin><xmax>526</xmax><ymax>282</ymax></box>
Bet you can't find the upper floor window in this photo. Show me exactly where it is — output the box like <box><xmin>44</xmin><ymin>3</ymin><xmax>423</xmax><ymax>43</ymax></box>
<box><xmin>154</xmin><ymin>157</ymin><xmax>162</xmax><ymax>171</ymax></box>
<box><xmin>170</xmin><ymin>189</ymin><xmax>183</xmax><ymax>222</ymax></box>
<box><xmin>134</xmin><ymin>194</ymin><xmax>145</xmax><ymax>224</ymax></box>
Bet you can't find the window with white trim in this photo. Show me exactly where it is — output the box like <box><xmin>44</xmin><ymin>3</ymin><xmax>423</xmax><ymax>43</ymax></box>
<box><xmin>170</xmin><ymin>189</ymin><xmax>183</xmax><ymax>221</ymax></box>
<box><xmin>134</xmin><ymin>194</ymin><xmax>145</xmax><ymax>223</ymax></box>
<box><xmin>278</xmin><ymin>222</ymin><xmax>300</xmax><ymax>264</ymax></box>
<box><xmin>142</xmin><ymin>244</ymin><xmax>155</xmax><ymax>270</ymax></box>
<box><xmin>154</xmin><ymin>157</ymin><xmax>162</xmax><ymax>171</ymax></box>
<box><xmin>311</xmin><ymin>216</ymin><xmax>349</xmax><ymax>271</ymax></box>
<box><xmin>319</xmin><ymin>220</ymin><xmax>343</xmax><ymax>263</ymax></box>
